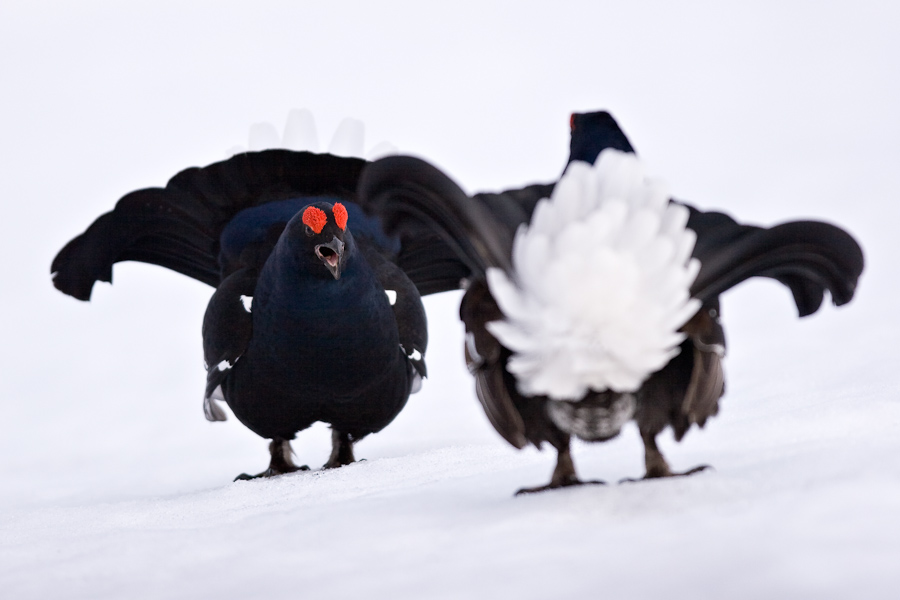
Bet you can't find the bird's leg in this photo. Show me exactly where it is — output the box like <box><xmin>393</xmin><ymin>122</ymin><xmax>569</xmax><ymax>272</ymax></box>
<box><xmin>642</xmin><ymin>430</ymin><xmax>673</xmax><ymax>478</ymax></box>
<box><xmin>234</xmin><ymin>437</ymin><xmax>310</xmax><ymax>481</ymax></box>
<box><xmin>516</xmin><ymin>438</ymin><xmax>606</xmax><ymax>495</ymax></box>
<box><xmin>322</xmin><ymin>429</ymin><xmax>356</xmax><ymax>469</ymax></box>
<box><xmin>620</xmin><ymin>430</ymin><xmax>710</xmax><ymax>482</ymax></box>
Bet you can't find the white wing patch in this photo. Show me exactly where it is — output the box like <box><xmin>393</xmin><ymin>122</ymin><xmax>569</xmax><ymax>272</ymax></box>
<box><xmin>385</xmin><ymin>289</ymin><xmax>397</xmax><ymax>305</ymax></box>
<box><xmin>486</xmin><ymin>149</ymin><xmax>701</xmax><ymax>400</ymax></box>
<box><xmin>240</xmin><ymin>295</ymin><xmax>253</xmax><ymax>312</ymax></box>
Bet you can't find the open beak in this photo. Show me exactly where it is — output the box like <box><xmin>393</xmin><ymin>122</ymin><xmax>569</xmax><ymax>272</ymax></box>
<box><xmin>315</xmin><ymin>236</ymin><xmax>345</xmax><ymax>280</ymax></box>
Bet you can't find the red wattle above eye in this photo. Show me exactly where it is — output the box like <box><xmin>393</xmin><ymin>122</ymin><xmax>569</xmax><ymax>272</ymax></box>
<box><xmin>302</xmin><ymin>206</ymin><xmax>328</xmax><ymax>234</ymax></box>
<box><xmin>333</xmin><ymin>203</ymin><xmax>348</xmax><ymax>231</ymax></box>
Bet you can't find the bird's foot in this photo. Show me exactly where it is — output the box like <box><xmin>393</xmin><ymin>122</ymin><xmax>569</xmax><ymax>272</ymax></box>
<box><xmin>233</xmin><ymin>464</ymin><xmax>310</xmax><ymax>482</ymax></box>
<box><xmin>619</xmin><ymin>464</ymin><xmax>712</xmax><ymax>484</ymax></box>
<box><xmin>516</xmin><ymin>441</ymin><xmax>605</xmax><ymax>495</ymax></box>
<box><xmin>323</xmin><ymin>429</ymin><xmax>356</xmax><ymax>469</ymax></box>
<box><xmin>322</xmin><ymin>457</ymin><xmax>356</xmax><ymax>470</ymax></box>
<box><xmin>515</xmin><ymin>478</ymin><xmax>606</xmax><ymax>496</ymax></box>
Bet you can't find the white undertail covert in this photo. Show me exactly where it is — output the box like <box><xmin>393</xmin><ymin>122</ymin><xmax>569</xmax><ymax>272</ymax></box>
<box><xmin>486</xmin><ymin>149</ymin><xmax>701</xmax><ymax>400</ymax></box>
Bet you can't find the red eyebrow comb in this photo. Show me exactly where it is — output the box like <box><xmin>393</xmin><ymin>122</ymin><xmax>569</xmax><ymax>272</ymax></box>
<box><xmin>333</xmin><ymin>203</ymin><xmax>348</xmax><ymax>231</ymax></box>
<box><xmin>302</xmin><ymin>206</ymin><xmax>328</xmax><ymax>234</ymax></box>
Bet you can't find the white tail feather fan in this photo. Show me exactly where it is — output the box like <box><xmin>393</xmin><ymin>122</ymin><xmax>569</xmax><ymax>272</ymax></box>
<box><xmin>486</xmin><ymin>149</ymin><xmax>701</xmax><ymax>401</ymax></box>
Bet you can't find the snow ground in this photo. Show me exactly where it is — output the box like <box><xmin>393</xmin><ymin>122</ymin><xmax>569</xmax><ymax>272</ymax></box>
<box><xmin>1</xmin><ymin>3</ymin><xmax>899</xmax><ymax>599</ymax></box>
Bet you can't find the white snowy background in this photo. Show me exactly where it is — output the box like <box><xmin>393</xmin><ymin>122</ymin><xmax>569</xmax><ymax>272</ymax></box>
<box><xmin>1</xmin><ymin>2</ymin><xmax>898</xmax><ymax>598</ymax></box>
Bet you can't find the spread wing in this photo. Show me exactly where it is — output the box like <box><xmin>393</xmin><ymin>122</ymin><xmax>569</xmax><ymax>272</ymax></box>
<box><xmin>461</xmin><ymin>278</ymin><xmax>527</xmax><ymax>449</ymax></box>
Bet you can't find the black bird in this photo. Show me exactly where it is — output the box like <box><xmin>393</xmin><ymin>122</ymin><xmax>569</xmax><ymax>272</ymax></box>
<box><xmin>51</xmin><ymin>150</ymin><xmax>462</xmax><ymax>479</ymax></box>
<box><xmin>359</xmin><ymin>111</ymin><xmax>864</xmax><ymax>494</ymax></box>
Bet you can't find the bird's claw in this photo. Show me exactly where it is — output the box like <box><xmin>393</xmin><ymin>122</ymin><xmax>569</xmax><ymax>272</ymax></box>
<box><xmin>515</xmin><ymin>478</ymin><xmax>606</xmax><ymax>496</ymax></box>
<box><xmin>619</xmin><ymin>464</ymin><xmax>712</xmax><ymax>484</ymax></box>
<box><xmin>678</xmin><ymin>464</ymin><xmax>713</xmax><ymax>477</ymax></box>
<box><xmin>233</xmin><ymin>464</ymin><xmax>310</xmax><ymax>481</ymax></box>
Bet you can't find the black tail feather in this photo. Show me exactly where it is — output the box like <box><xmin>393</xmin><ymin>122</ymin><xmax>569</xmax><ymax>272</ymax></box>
<box><xmin>395</xmin><ymin>237</ymin><xmax>471</xmax><ymax>296</ymax></box>
<box><xmin>686</xmin><ymin>206</ymin><xmax>864</xmax><ymax>316</ymax></box>
<box><xmin>359</xmin><ymin>156</ymin><xmax>515</xmax><ymax>277</ymax></box>
<box><xmin>51</xmin><ymin>150</ymin><xmax>367</xmax><ymax>300</ymax></box>
<box><xmin>51</xmin><ymin>196</ymin><xmax>221</xmax><ymax>300</ymax></box>
<box><xmin>359</xmin><ymin>156</ymin><xmax>554</xmax><ymax>281</ymax></box>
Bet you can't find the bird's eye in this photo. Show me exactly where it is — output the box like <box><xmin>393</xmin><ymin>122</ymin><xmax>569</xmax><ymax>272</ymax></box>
<box><xmin>305</xmin><ymin>225</ymin><xmax>315</xmax><ymax>237</ymax></box>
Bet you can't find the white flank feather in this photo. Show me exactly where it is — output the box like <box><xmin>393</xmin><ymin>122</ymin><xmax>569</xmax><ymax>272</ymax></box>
<box><xmin>486</xmin><ymin>149</ymin><xmax>701</xmax><ymax>400</ymax></box>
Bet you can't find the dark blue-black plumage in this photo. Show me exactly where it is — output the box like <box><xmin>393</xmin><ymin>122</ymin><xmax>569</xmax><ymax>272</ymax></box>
<box><xmin>568</xmin><ymin>111</ymin><xmax>635</xmax><ymax>164</ymax></box>
<box><xmin>221</xmin><ymin>203</ymin><xmax>412</xmax><ymax>438</ymax></box>
<box><xmin>52</xmin><ymin>151</ymin><xmax>442</xmax><ymax>479</ymax></box>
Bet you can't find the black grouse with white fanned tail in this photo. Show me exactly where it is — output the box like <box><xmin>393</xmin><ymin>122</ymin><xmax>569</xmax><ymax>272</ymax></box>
<box><xmin>359</xmin><ymin>111</ymin><xmax>864</xmax><ymax>494</ymax></box>
<box><xmin>51</xmin><ymin>150</ymin><xmax>459</xmax><ymax>479</ymax></box>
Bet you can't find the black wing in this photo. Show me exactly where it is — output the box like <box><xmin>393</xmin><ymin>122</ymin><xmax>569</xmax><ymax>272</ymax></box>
<box><xmin>359</xmin><ymin>240</ymin><xmax>428</xmax><ymax>378</ymax></box>
<box><xmin>201</xmin><ymin>266</ymin><xmax>257</xmax><ymax>421</ymax></box>
<box><xmin>199</xmin><ymin>218</ymin><xmax>286</xmax><ymax>421</ymax></box>
<box><xmin>460</xmin><ymin>278</ymin><xmax>528</xmax><ymax>449</ymax></box>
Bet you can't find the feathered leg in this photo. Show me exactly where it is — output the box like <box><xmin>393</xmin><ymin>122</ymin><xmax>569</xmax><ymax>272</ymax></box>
<box><xmin>516</xmin><ymin>437</ymin><xmax>606</xmax><ymax>495</ymax></box>
<box><xmin>234</xmin><ymin>437</ymin><xmax>310</xmax><ymax>481</ymax></box>
<box><xmin>323</xmin><ymin>430</ymin><xmax>356</xmax><ymax>469</ymax></box>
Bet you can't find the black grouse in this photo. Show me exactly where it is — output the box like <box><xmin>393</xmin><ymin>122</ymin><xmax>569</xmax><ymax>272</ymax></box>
<box><xmin>51</xmin><ymin>151</ymin><xmax>464</xmax><ymax>479</ymax></box>
<box><xmin>358</xmin><ymin>111</ymin><xmax>864</xmax><ymax>494</ymax></box>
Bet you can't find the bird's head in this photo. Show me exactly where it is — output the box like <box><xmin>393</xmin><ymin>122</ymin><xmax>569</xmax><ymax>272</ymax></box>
<box><xmin>568</xmin><ymin>111</ymin><xmax>635</xmax><ymax>167</ymax></box>
<box><xmin>285</xmin><ymin>201</ymin><xmax>351</xmax><ymax>280</ymax></box>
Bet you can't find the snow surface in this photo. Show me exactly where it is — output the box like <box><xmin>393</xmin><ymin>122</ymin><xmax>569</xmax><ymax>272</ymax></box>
<box><xmin>2</xmin><ymin>2</ymin><xmax>899</xmax><ymax>599</ymax></box>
